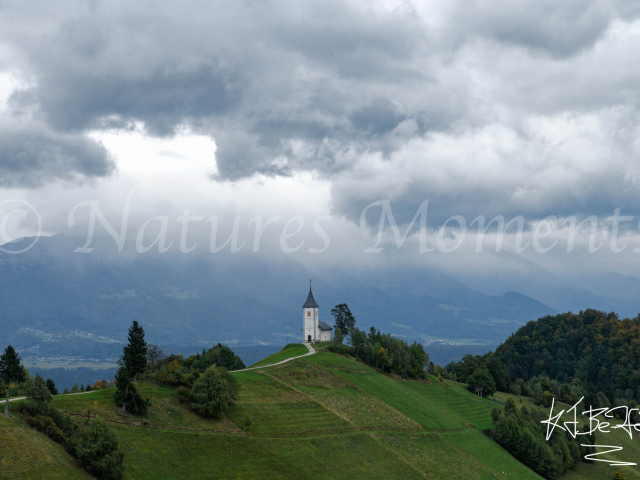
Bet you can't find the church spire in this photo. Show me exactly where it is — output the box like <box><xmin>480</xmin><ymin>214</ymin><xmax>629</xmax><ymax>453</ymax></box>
<box><xmin>303</xmin><ymin>280</ymin><xmax>319</xmax><ymax>308</ymax></box>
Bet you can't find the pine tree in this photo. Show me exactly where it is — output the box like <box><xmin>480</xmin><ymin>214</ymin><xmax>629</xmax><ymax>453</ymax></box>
<box><xmin>122</xmin><ymin>321</ymin><xmax>148</xmax><ymax>381</ymax></box>
<box><xmin>45</xmin><ymin>378</ymin><xmax>58</xmax><ymax>395</ymax></box>
<box><xmin>114</xmin><ymin>367</ymin><xmax>150</xmax><ymax>415</ymax></box>
<box><xmin>0</xmin><ymin>345</ymin><xmax>26</xmax><ymax>417</ymax></box>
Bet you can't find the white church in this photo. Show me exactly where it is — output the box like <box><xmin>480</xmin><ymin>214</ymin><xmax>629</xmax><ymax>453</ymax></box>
<box><xmin>302</xmin><ymin>283</ymin><xmax>332</xmax><ymax>343</ymax></box>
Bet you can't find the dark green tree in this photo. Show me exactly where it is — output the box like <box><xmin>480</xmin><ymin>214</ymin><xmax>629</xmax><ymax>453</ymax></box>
<box><xmin>76</xmin><ymin>417</ymin><xmax>125</xmax><ymax>480</ymax></box>
<box><xmin>122</xmin><ymin>321</ymin><xmax>148</xmax><ymax>381</ymax></box>
<box><xmin>467</xmin><ymin>368</ymin><xmax>497</xmax><ymax>397</ymax></box>
<box><xmin>333</xmin><ymin>326</ymin><xmax>344</xmax><ymax>345</ymax></box>
<box><xmin>504</xmin><ymin>397</ymin><xmax>519</xmax><ymax>416</ymax></box>
<box><xmin>0</xmin><ymin>345</ymin><xmax>26</xmax><ymax>417</ymax></box>
<box><xmin>349</xmin><ymin>327</ymin><xmax>366</xmax><ymax>360</ymax></box>
<box><xmin>45</xmin><ymin>378</ymin><xmax>59</xmax><ymax>396</ymax></box>
<box><xmin>26</xmin><ymin>373</ymin><xmax>53</xmax><ymax>415</ymax></box>
<box><xmin>331</xmin><ymin>304</ymin><xmax>356</xmax><ymax>335</ymax></box>
<box><xmin>189</xmin><ymin>365</ymin><xmax>239</xmax><ymax>418</ymax></box>
<box><xmin>114</xmin><ymin>367</ymin><xmax>150</xmax><ymax>415</ymax></box>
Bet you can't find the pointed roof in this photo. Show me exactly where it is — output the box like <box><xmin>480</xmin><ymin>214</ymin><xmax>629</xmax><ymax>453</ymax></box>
<box><xmin>303</xmin><ymin>286</ymin><xmax>319</xmax><ymax>308</ymax></box>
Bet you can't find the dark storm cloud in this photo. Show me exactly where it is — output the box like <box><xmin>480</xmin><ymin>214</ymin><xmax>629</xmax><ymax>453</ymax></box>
<box><xmin>444</xmin><ymin>0</ymin><xmax>617</xmax><ymax>57</ymax></box>
<box><xmin>1</xmin><ymin>0</ymin><xmax>639</xmax><ymax>221</ymax></box>
<box><xmin>0</xmin><ymin>123</ymin><xmax>115</xmax><ymax>188</ymax></box>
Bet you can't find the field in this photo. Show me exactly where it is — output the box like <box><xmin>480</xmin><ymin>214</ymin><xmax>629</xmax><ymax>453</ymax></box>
<box><xmin>25</xmin><ymin>360</ymin><xmax>118</xmax><ymax>370</ymax></box>
<box><xmin>7</xmin><ymin>344</ymin><xmax>625</xmax><ymax>479</ymax></box>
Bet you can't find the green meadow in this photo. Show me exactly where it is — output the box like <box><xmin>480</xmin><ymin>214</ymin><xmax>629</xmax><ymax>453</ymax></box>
<box><xmin>6</xmin><ymin>344</ymin><xmax>635</xmax><ymax>479</ymax></box>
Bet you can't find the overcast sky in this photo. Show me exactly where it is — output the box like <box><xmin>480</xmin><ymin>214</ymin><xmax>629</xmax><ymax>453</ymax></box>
<box><xmin>1</xmin><ymin>0</ymin><xmax>640</xmax><ymax>278</ymax></box>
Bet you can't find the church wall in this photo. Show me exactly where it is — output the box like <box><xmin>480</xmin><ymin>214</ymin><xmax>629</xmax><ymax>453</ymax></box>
<box><xmin>303</xmin><ymin>307</ymin><xmax>318</xmax><ymax>342</ymax></box>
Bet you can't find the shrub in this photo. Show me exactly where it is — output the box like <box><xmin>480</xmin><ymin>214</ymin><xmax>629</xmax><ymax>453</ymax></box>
<box><xmin>23</xmin><ymin>413</ymin><xmax>67</xmax><ymax>444</ymax></box>
<box><xmin>176</xmin><ymin>386</ymin><xmax>191</xmax><ymax>404</ymax></box>
<box><xmin>26</xmin><ymin>373</ymin><xmax>52</xmax><ymax>415</ymax></box>
<box><xmin>189</xmin><ymin>366</ymin><xmax>239</xmax><ymax>418</ymax></box>
<box><xmin>76</xmin><ymin>417</ymin><xmax>125</xmax><ymax>480</ymax></box>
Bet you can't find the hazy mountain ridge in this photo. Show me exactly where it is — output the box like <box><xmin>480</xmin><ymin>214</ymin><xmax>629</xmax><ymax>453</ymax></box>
<box><xmin>1</xmin><ymin>235</ymin><xmax>557</xmax><ymax>358</ymax></box>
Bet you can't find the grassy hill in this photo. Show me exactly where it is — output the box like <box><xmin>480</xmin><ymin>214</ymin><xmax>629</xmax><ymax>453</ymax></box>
<box><xmin>6</xmin><ymin>345</ymin><xmax>623</xmax><ymax>480</ymax></box>
<box><xmin>0</xmin><ymin>415</ymin><xmax>91</xmax><ymax>479</ymax></box>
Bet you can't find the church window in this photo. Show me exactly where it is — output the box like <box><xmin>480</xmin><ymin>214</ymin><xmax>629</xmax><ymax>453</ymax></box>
<box><xmin>307</xmin><ymin>311</ymin><xmax>310</xmax><ymax>317</ymax></box>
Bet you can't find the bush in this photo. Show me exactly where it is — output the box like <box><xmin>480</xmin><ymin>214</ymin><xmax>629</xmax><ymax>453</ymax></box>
<box><xmin>26</xmin><ymin>373</ymin><xmax>52</xmax><ymax>415</ymax></box>
<box><xmin>76</xmin><ymin>417</ymin><xmax>125</xmax><ymax>480</ymax></box>
<box><xmin>23</xmin><ymin>412</ymin><xmax>67</xmax><ymax>444</ymax></box>
<box><xmin>189</xmin><ymin>366</ymin><xmax>239</xmax><ymax>418</ymax></box>
<box><xmin>176</xmin><ymin>386</ymin><xmax>191</xmax><ymax>404</ymax></box>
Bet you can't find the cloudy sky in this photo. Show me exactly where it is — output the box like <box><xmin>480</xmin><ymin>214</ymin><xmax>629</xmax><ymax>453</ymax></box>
<box><xmin>1</xmin><ymin>0</ymin><xmax>640</xmax><ymax>279</ymax></box>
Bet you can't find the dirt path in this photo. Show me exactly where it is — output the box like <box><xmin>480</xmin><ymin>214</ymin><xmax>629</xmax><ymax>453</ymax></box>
<box><xmin>232</xmin><ymin>343</ymin><xmax>316</xmax><ymax>372</ymax></box>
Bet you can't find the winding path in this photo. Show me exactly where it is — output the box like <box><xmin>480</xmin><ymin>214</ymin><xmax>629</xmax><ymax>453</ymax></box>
<box><xmin>2</xmin><ymin>344</ymin><xmax>317</xmax><ymax>404</ymax></box>
<box><xmin>232</xmin><ymin>342</ymin><xmax>316</xmax><ymax>372</ymax></box>
<box><xmin>0</xmin><ymin>389</ymin><xmax>98</xmax><ymax>405</ymax></box>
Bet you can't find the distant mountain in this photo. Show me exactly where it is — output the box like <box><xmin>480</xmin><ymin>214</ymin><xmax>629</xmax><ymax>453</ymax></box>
<box><xmin>449</xmin><ymin>251</ymin><xmax>640</xmax><ymax>318</ymax></box>
<box><xmin>0</xmin><ymin>235</ymin><xmax>556</xmax><ymax>358</ymax></box>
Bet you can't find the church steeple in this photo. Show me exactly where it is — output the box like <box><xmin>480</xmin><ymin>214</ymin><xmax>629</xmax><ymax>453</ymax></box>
<box><xmin>302</xmin><ymin>280</ymin><xmax>319</xmax><ymax>308</ymax></box>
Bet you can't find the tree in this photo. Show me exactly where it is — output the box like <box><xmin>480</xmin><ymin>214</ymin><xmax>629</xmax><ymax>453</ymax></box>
<box><xmin>0</xmin><ymin>345</ymin><xmax>26</xmax><ymax>417</ymax></box>
<box><xmin>46</xmin><ymin>378</ymin><xmax>58</xmax><ymax>395</ymax></box>
<box><xmin>614</xmin><ymin>471</ymin><xmax>627</xmax><ymax>480</ymax></box>
<box><xmin>504</xmin><ymin>397</ymin><xmax>519</xmax><ymax>417</ymax></box>
<box><xmin>71</xmin><ymin>383</ymin><xmax>80</xmax><ymax>394</ymax></box>
<box><xmin>349</xmin><ymin>327</ymin><xmax>366</xmax><ymax>360</ymax></box>
<box><xmin>26</xmin><ymin>373</ymin><xmax>53</xmax><ymax>415</ymax></box>
<box><xmin>189</xmin><ymin>365</ymin><xmax>239</xmax><ymax>418</ymax></box>
<box><xmin>146</xmin><ymin>344</ymin><xmax>165</xmax><ymax>373</ymax></box>
<box><xmin>467</xmin><ymin>368</ymin><xmax>497</xmax><ymax>397</ymax></box>
<box><xmin>76</xmin><ymin>417</ymin><xmax>125</xmax><ymax>480</ymax></box>
<box><xmin>122</xmin><ymin>321</ymin><xmax>148</xmax><ymax>381</ymax></box>
<box><xmin>331</xmin><ymin>304</ymin><xmax>355</xmax><ymax>335</ymax></box>
<box><xmin>114</xmin><ymin>367</ymin><xmax>150</xmax><ymax>415</ymax></box>
<box><xmin>333</xmin><ymin>327</ymin><xmax>344</xmax><ymax>346</ymax></box>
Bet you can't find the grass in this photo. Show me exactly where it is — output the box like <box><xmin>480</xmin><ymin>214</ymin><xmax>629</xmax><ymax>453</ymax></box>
<box><xmin>53</xmin><ymin>382</ymin><xmax>240</xmax><ymax>433</ymax></box>
<box><xmin>0</xmin><ymin>415</ymin><xmax>91</xmax><ymax>479</ymax></box>
<box><xmin>248</xmin><ymin>343</ymin><xmax>309</xmax><ymax>368</ymax></box>
<box><xmin>6</xmin><ymin>349</ymin><xmax>551</xmax><ymax>479</ymax></box>
<box><xmin>400</xmin><ymin>378</ymin><xmax>496</xmax><ymax>429</ymax></box>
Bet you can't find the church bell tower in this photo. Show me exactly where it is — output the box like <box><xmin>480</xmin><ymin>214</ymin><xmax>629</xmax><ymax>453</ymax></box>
<box><xmin>303</xmin><ymin>280</ymin><xmax>319</xmax><ymax>343</ymax></box>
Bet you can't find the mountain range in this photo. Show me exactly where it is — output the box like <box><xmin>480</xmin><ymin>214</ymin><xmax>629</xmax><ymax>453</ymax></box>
<box><xmin>3</xmin><ymin>234</ymin><xmax>635</xmax><ymax>360</ymax></box>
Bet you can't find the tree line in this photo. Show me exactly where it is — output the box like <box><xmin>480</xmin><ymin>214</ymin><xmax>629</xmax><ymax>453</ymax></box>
<box><xmin>329</xmin><ymin>304</ymin><xmax>430</xmax><ymax>379</ymax></box>
<box><xmin>491</xmin><ymin>398</ymin><xmax>595</xmax><ymax>479</ymax></box>
<box><xmin>1</xmin><ymin>319</ymin><xmax>247</xmax><ymax>480</ymax></box>
<box><xmin>446</xmin><ymin>309</ymin><xmax>640</xmax><ymax>413</ymax></box>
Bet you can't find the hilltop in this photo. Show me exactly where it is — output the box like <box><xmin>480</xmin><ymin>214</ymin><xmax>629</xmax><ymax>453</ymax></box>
<box><xmin>4</xmin><ymin>345</ymin><xmax>635</xmax><ymax>479</ymax></box>
<box><xmin>2</xmin><ymin>345</ymin><xmax>540</xmax><ymax>479</ymax></box>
